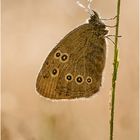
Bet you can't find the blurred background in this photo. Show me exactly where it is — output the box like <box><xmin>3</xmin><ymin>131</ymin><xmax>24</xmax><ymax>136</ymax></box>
<box><xmin>2</xmin><ymin>0</ymin><xmax>139</xmax><ymax>140</ymax></box>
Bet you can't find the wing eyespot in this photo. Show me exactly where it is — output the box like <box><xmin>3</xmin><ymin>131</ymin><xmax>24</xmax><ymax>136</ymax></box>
<box><xmin>60</xmin><ymin>53</ymin><xmax>69</xmax><ymax>63</ymax></box>
<box><xmin>50</xmin><ymin>67</ymin><xmax>59</xmax><ymax>77</ymax></box>
<box><xmin>54</xmin><ymin>50</ymin><xmax>62</xmax><ymax>59</ymax></box>
<box><xmin>86</xmin><ymin>76</ymin><xmax>92</xmax><ymax>84</ymax></box>
<box><xmin>65</xmin><ymin>73</ymin><xmax>73</xmax><ymax>82</ymax></box>
<box><xmin>75</xmin><ymin>75</ymin><xmax>84</xmax><ymax>84</ymax></box>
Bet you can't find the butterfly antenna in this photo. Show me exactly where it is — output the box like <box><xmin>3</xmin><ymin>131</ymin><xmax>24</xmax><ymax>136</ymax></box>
<box><xmin>76</xmin><ymin>0</ymin><xmax>94</xmax><ymax>16</ymax></box>
<box><xmin>76</xmin><ymin>1</ymin><xmax>86</xmax><ymax>9</ymax></box>
<box><xmin>87</xmin><ymin>0</ymin><xmax>94</xmax><ymax>15</ymax></box>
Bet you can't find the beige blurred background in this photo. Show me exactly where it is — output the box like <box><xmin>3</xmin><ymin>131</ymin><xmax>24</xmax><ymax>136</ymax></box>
<box><xmin>2</xmin><ymin>0</ymin><xmax>139</xmax><ymax>140</ymax></box>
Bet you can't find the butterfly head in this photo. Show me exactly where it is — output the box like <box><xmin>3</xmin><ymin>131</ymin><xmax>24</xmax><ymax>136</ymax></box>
<box><xmin>89</xmin><ymin>10</ymin><xmax>108</xmax><ymax>36</ymax></box>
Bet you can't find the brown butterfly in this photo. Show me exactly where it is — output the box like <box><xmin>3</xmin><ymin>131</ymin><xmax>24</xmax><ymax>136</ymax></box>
<box><xmin>36</xmin><ymin>11</ymin><xmax>108</xmax><ymax>100</ymax></box>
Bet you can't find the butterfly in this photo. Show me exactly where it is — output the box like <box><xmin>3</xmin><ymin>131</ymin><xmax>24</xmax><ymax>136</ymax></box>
<box><xmin>36</xmin><ymin>10</ymin><xmax>108</xmax><ymax>100</ymax></box>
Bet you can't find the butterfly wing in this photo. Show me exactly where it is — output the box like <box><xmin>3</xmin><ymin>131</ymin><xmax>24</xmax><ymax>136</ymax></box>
<box><xmin>36</xmin><ymin>23</ymin><xmax>106</xmax><ymax>99</ymax></box>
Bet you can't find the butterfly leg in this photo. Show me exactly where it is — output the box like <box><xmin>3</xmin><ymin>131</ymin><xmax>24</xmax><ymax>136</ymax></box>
<box><xmin>105</xmin><ymin>24</ymin><xmax>118</xmax><ymax>28</ymax></box>
<box><xmin>105</xmin><ymin>35</ymin><xmax>121</xmax><ymax>45</ymax></box>
<box><xmin>100</xmin><ymin>15</ymin><xmax>117</xmax><ymax>21</ymax></box>
<box><xmin>105</xmin><ymin>36</ymin><xmax>115</xmax><ymax>45</ymax></box>
<box><xmin>106</xmin><ymin>35</ymin><xmax>122</xmax><ymax>37</ymax></box>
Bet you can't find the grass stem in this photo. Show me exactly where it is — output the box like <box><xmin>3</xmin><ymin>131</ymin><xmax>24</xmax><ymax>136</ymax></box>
<box><xmin>109</xmin><ymin>0</ymin><xmax>121</xmax><ymax>140</ymax></box>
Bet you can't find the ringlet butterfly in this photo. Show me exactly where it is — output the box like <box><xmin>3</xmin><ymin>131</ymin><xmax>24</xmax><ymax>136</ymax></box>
<box><xmin>36</xmin><ymin>4</ymin><xmax>108</xmax><ymax>100</ymax></box>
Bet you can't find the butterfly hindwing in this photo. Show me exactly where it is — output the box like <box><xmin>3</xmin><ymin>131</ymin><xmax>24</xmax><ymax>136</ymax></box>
<box><xmin>56</xmin><ymin>34</ymin><xmax>106</xmax><ymax>99</ymax></box>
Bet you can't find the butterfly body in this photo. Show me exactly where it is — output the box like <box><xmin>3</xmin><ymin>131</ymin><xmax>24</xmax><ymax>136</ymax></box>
<box><xmin>36</xmin><ymin>11</ymin><xmax>108</xmax><ymax>99</ymax></box>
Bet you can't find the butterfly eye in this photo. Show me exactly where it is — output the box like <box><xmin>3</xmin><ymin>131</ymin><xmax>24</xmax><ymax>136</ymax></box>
<box><xmin>100</xmin><ymin>24</ymin><xmax>106</xmax><ymax>28</ymax></box>
<box><xmin>65</xmin><ymin>73</ymin><xmax>73</xmax><ymax>82</ymax></box>
<box><xmin>54</xmin><ymin>50</ymin><xmax>61</xmax><ymax>59</ymax></box>
<box><xmin>86</xmin><ymin>76</ymin><xmax>92</xmax><ymax>84</ymax></box>
<box><xmin>50</xmin><ymin>68</ymin><xmax>59</xmax><ymax>77</ymax></box>
<box><xmin>75</xmin><ymin>75</ymin><xmax>84</xmax><ymax>84</ymax></box>
<box><xmin>60</xmin><ymin>53</ymin><xmax>69</xmax><ymax>63</ymax></box>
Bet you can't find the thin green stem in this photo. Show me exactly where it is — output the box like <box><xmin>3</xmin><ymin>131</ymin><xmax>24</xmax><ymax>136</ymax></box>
<box><xmin>110</xmin><ymin>0</ymin><xmax>121</xmax><ymax>140</ymax></box>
